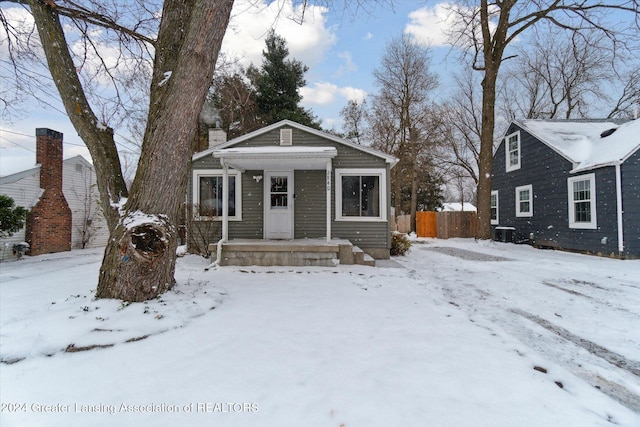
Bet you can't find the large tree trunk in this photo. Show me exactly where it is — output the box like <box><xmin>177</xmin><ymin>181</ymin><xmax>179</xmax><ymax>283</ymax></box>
<box><xmin>476</xmin><ymin>0</ymin><xmax>510</xmax><ymax>240</ymax></box>
<box><xmin>97</xmin><ymin>0</ymin><xmax>234</xmax><ymax>301</ymax></box>
<box><xmin>28</xmin><ymin>0</ymin><xmax>128</xmax><ymax>231</ymax></box>
<box><xmin>476</xmin><ymin>71</ymin><xmax>496</xmax><ymax>240</ymax></box>
<box><xmin>409</xmin><ymin>128</ymin><xmax>418</xmax><ymax>233</ymax></box>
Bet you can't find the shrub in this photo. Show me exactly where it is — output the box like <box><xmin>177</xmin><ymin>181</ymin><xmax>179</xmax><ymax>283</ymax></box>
<box><xmin>390</xmin><ymin>232</ymin><xmax>411</xmax><ymax>256</ymax></box>
<box><xmin>0</xmin><ymin>195</ymin><xmax>28</xmax><ymax>238</ymax></box>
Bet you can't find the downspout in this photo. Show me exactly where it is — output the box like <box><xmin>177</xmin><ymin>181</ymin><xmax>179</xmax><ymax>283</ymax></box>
<box><xmin>615</xmin><ymin>163</ymin><xmax>624</xmax><ymax>256</ymax></box>
<box><xmin>326</xmin><ymin>160</ymin><xmax>332</xmax><ymax>243</ymax></box>
<box><xmin>206</xmin><ymin>158</ymin><xmax>229</xmax><ymax>270</ymax></box>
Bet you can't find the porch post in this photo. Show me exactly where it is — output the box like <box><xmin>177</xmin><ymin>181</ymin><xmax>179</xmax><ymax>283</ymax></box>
<box><xmin>326</xmin><ymin>160</ymin><xmax>332</xmax><ymax>243</ymax></box>
<box><xmin>221</xmin><ymin>159</ymin><xmax>229</xmax><ymax>242</ymax></box>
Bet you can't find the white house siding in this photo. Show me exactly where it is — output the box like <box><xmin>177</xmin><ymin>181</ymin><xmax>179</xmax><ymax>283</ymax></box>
<box><xmin>62</xmin><ymin>156</ymin><xmax>109</xmax><ymax>249</ymax></box>
<box><xmin>0</xmin><ymin>156</ymin><xmax>108</xmax><ymax>261</ymax></box>
<box><xmin>0</xmin><ymin>169</ymin><xmax>41</xmax><ymax>260</ymax></box>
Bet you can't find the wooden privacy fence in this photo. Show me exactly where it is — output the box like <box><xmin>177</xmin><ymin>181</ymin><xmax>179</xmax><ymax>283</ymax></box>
<box><xmin>435</xmin><ymin>211</ymin><xmax>477</xmax><ymax>239</ymax></box>
<box><xmin>414</xmin><ymin>211</ymin><xmax>477</xmax><ymax>239</ymax></box>
<box><xmin>416</xmin><ymin>211</ymin><xmax>437</xmax><ymax>237</ymax></box>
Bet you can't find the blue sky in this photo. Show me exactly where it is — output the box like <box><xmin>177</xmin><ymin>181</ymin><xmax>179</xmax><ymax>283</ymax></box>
<box><xmin>1</xmin><ymin>1</ymin><xmax>636</xmax><ymax>177</ymax></box>
<box><xmin>1</xmin><ymin>1</ymin><xmax>458</xmax><ymax>176</ymax></box>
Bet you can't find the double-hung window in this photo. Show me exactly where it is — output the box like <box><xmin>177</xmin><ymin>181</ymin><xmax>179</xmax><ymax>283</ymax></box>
<box><xmin>567</xmin><ymin>174</ymin><xmax>597</xmax><ymax>229</ymax></box>
<box><xmin>336</xmin><ymin>169</ymin><xmax>387</xmax><ymax>221</ymax></box>
<box><xmin>490</xmin><ymin>190</ymin><xmax>499</xmax><ymax>224</ymax></box>
<box><xmin>192</xmin><ymin>169</ymin><xmax>241</xmax><ymax>220</ymax></box>
<box><xmin>515</xmin><ymin>184</ymin><xmax>533</xmax><ymax>217</ymax></box>
<box><xmin>505</xmin><ymin>131</ymin><xmax>521</xmax><ymax>172</ymax></box>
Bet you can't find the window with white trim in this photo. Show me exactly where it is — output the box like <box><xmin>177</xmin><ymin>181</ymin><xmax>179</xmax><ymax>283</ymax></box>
<box><xmin>515</xmin><ymin>184</ymin><xmax>533</xmax><ymax>217</ymax></box>
<box><xmin>192</xmin><ymin>169</ymin><xmax>241</xmax><ymax>220</ymax></box>
<box><xmin>567</xmin><ymin>174</ymin><xmax>597</xmax><ymax>229</ymax></box>
<box><xmin>490</xmin><ymin>190</ymin><xmax>499</xmax><ymax>224</ymax></box>
<box><xmin>505</xmin><ymin>131</ymin><xmax>521</xmax><ymax>172</ymax></box>
<box><xmin>335</xmin><ymin>168</ymin><xmax>387</xmax><ymax>221</ymax></box>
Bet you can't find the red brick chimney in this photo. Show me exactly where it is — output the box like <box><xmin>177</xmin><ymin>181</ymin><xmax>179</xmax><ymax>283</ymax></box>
<box><xmin>25</xmin><ymin>128</ymin><xmax>72</xmax><ymax>255</ymax></box>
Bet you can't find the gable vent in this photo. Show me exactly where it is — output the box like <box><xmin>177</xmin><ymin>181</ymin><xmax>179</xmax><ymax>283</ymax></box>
<box><xmin>280</xmin><ymin>128</ymin><xmax>293</xmax><ymax>146</ymax></box>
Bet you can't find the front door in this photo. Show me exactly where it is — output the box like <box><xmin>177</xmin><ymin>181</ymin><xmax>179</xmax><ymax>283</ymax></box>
<box><xmin>265</xmin><ymin>171</ymin><xmax>294</xmax><ymax>239</ymax></box>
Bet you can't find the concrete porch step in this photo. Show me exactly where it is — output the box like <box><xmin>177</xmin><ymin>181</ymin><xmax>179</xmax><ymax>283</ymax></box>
<box><xmin>207</xmin><ymin>239</ymin><xmax>375</xmax><ymax>267</ymax></box>
<box><xmin>352</xmin><ymin>246</ymin><xmax>376</xmax><ymax>267</ymax></box>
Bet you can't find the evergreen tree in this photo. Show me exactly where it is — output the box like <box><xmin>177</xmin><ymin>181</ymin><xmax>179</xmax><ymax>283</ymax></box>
<box><xmin>0</xmin><ymin>195</ymin><xmax>28</xmax><ymax>238</ymax></box>
<box><xmin>248</xmin><ymin>30</ymin><xmax>320</xmax><ymax>128</ymax></box>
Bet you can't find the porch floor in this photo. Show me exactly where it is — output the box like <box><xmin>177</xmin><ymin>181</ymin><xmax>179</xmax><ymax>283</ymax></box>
<box><xmin>208</xmin><ymin>238</ymin><xmax>375</xmax><ymax>267</ymax></box>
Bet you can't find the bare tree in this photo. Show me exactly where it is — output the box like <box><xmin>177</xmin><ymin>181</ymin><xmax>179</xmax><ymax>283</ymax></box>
<box><xmin>438</xmin><ymin>69</ymin><xmax>482</xmax><ymax>188</ymax></box>
<box><xmin>340</xmin><ymin>99</ymin><xmax>367</xmax><ymax>144</ymax></box>
<box><xmin>446</xmin><ymin>0</ymin><xmax>640</xmax><ymax>239</ymax></box>
<box><xmin>501</xmin><ymin>28</ymin><xmax>619</xmax><ymax>120</ymax></box>
<box><xmin>607</xmin><ymin>67</ymin><xmax>640</xmax><ymax>119</ymax></box>
<box><xmin>370</xmin><ymin>34</ymin><xmax>438</xmax><ymax>232</ymax></box>
<box><xmin>209</xmin><ymin>61</ymin><xmax>261</xmax><ymax>140</ymax></box>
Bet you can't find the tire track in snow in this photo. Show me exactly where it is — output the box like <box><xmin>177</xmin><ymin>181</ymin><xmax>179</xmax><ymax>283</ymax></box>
<box><xmin>434</xmin><ymin>276</ymin><xmax>640</xmax><ymax>413</ymax></box>
<box><xmin>511</xmin><ymin>308</ymin><xmax>640</xmax><ymax>378</ymax></box>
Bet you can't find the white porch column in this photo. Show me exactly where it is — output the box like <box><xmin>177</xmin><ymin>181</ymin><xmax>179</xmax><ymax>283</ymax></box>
<box><xmin>221</xmin><ymin>159</ymin><xmax>229</xmax><ymax>242</ymax></box>
<box><xmin>326</xmin><ymin>160</ymin><xmax>332</xmax><ymax>243</ymax></box>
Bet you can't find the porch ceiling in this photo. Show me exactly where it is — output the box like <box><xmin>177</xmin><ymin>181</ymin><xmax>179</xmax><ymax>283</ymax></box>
<box><xmin>213</xmin><ymin>146</ymin><xmax>337</xmax><ymax>171</ymax></box>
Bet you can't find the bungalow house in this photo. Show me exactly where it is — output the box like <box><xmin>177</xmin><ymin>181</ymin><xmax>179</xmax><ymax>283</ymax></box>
<box><xmin>0</xmin><ymin>129</ymin><xmax>108</xmax><ymax>260</ymax></box>
<box><xmin>491</xmin><ymin>118</ymin><xmax>639</xmax><ymax>258</ymax></box>
<box><xmin>189</xmin><ymin>120</ymin><xmax>398</xmax><ymax>266</ymax></box>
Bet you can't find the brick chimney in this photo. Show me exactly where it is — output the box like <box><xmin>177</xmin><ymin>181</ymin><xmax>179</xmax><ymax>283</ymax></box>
<box><xmin>25</xmin><ymin>128</ymin><xmax>72</xmax><ymax>255</ymax></box>
<box><xmin>208</xmin><ymin>127</ymin><xmax>227</xmax><ymax>149</ymax></box>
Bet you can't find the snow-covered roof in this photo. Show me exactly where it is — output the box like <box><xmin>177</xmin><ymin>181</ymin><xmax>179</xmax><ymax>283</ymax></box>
<box><xmin>193</xmin><ymin>120</ymin><xmax>398</xmax><ymax>167</ymax></box>
<box><xmin>516</xmin><ymin>119</ymin><xmax>639</xmax><ymax>173</ymax></box>
<box><xmin>439</xmin><ymin>203</ymin><xmax>477</xmax><ymax>212</ymax></box>
<box><xmin>214</xmin><ymin>146</ymin><xmax>337</xmax><ymax>171</ymax></box>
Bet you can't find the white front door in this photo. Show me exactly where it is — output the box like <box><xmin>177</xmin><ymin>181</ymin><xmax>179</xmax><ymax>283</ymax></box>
<box><xmin>265</xmin><ymin>171</ymin><xmax>294</xmax><ymax>239</ymax></box>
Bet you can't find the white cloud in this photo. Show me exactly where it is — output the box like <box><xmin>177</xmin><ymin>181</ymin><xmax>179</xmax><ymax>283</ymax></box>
<box><xmin>404</xmin><ymin>3</ymin><xmax>456</xmax><ymax>47</ymax></box>
<box><xmin>300</xmin><ymin>82</ymin><xmax>367</xmax><ymax>106</ymax></box>
<box><xmin>300</xmin><ymin>82</ymin><xmax>338</xmax><ymax>105</ymax></box>
<box><xmin>338</xmin><ymin>86</ymin><xmax>367</xmax><ymax>103</ymax></box>
<box><xmin>0</xmin><ymin>7</ymin><xmax>40</xmax><ymax>58</ymax></box>
<box><xmin>222</xmin><ymin>0</ymin><xmax>337</xmax><ymax>69</ymax></box>
<box><xmin>335</xmin><ymin>51</ymin><xmax>357</xmax><ymax>76</ymax></box>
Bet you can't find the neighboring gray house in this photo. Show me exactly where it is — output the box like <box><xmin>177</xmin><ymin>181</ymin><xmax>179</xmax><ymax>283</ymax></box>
<box><xmin>1</xmin><ymin>148</ymin><xmax>108</xmax><ymax>260</ymax></box>
<box><xmin>491</xmin><ymin>118</ymin><xmax>639</xmax><ymax>258</ymax></box>
<box><xmin>189</xmin><ymin>120</ymin><xmax>398</xmax><ymax>266</ymax></box>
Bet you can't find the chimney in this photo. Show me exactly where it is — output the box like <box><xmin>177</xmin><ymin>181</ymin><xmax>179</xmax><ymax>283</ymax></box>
<box><xmin>208</xmin><ymin>128</ymin><xmax>227</xmax><ymax>149</ymax></box>
<box><xmin>25</xmin><ymin>128</ymin><xmax>72</xmax><ymax>255</ymax></box>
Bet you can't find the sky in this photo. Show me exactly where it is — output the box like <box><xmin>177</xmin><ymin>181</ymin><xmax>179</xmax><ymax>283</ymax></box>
<box><xmin>0</xmin><ymin>0</ymin><xmax>460</xmax><ymax>177</ymax></box>
<box><xmin>0</xmin><ymin>1</ymin><xmax>636</xmax><ymax>177</ymax></box>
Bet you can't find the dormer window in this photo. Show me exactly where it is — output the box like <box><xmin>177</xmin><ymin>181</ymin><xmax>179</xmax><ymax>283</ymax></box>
<box><xmin>505</xmin><ymin>131</ymin><xmax>521</xmax><ymax>172</ymax></box>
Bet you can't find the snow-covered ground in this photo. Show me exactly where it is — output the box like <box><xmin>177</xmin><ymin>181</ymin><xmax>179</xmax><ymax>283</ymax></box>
<box><xmin>1</xmin><ymin>238</ymin><xmax>639</xmax><ymax>427</ymax></box>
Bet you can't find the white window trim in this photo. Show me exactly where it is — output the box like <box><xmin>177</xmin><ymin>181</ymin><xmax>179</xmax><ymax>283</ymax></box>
<box><xmin>335</xmin><ymin>168</ymin><xmax>387</xmax><ymax>222</ymax></box>
<box><xmin>515</xmin><ymin>184</ymin><xmax>533</xmax><ymax>217</ymax></box>
<box><xmin>568</xmin><ymin>173</ymin><xmax>597</xmax><ymax>229</ymax></box>
<box><xmin>505</xmin><ymin>131</ymin><xmax>521</xmax><ymax>172</ymax></box>
<box><xmin>491</xmin><ymin>190</ymin><xmax>499</xmax><ymax>225</ymax></box>
<box><xmin>192</xmin><ymin>169</ymin><xmax>242</xmax><ymax>221</ymax></box>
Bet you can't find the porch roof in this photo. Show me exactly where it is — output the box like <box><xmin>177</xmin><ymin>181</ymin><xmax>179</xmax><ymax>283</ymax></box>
<box><xmin>213</xmin><ymin>146</ymin><xmax>337</xmax><ymax>171</ymax></box>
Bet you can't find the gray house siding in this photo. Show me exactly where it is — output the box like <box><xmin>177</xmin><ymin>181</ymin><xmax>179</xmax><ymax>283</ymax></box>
<box><xmin>295</xmin><ymin>170</ymin><xmax>326</xmax><ymax>239</ymax></box>
<box><xmin>232</xmin><ymin>170</ymin><xmax>264</xmax><ymax>239</ymax></box>
<box><xmin>190</xmin><ymin>123</ymin><xmax>393</xmax><ymax>256</ymax></box>
<box><xmin>621</xmin><ymin>149</ymin><xmax>640</xmax><ymax>258</ymax></box>
<box><xmin>492</xmin><ymin>123</ymin><xmax>624</xmax><ymax>257</ymax></box>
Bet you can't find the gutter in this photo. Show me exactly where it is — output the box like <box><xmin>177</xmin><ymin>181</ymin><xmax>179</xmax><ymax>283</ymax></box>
<box><xmin>615</xmin><ymin>164</ymin><xmax>624</xmax><ymax>255</ymax></box>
